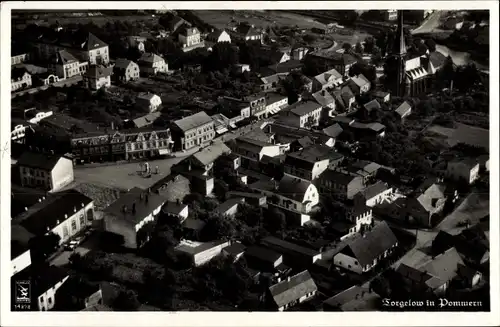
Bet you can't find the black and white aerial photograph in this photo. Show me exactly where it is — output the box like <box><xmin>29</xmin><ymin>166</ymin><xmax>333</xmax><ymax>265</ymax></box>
<box><xmin>2</xmin><ymin>1</ymin><xmax>497</xmax><ymax>322</ymax></box>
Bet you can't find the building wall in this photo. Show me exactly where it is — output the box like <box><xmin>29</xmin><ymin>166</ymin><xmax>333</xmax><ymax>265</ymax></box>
<box><xmin>218</xmin><ymin>31</ymin><xmax>232</xmax><ymax>43</ymax></box>
<box><xmin>12</xmin><ymin>125</ymin><xmax>27</xmax><ymax>142</ymax></box>
<box><xmin>52</xmin><ymin>204</ymin><xmax>93</xmax><ymax>244</ymax></box>
<box><xmin>12</xmin><ymin>73</ymin><xmax>32</xmax><ymax>91</ymax></box>
<box><xmin>259</xmin><ymin>145</ymin><xmax>281</xmax><ymax>160</ymax></box>
<box><xmin>447</xmin><ymin>162</ymin><xmax>480</xmax><ymax>184</ymax></box>
<box><xmin>333</xmin><ymin>252</ymin><xmax>365</xmax><ymax>274</ymax></box>
<box><xmin>179</xmin><ymin>32</ymin><xmax>201</xmax><ymax>47</ymax></box>
<box><xmin>29</xmin><ymin>111</ymin><xmax>54</xmax><ymax>124</ymax></box>
<box><xmin>105</xmin><ymin>216</ymin><xmax>137</xmax><ymax>249</ymax></box>
<box><xmin>193</xmin><ymin>241</ymin><xmax>231</xmax><ymax>266</ymax></box>
<box><xmin>298</xmin><ymin>108</ymin><xmax>322</xmax><ymax>129</ymax></box>
<box><xmin>20</xmin><ymin>166</ymin><xmax>52</xmax><ymax>190</ymax></box>
<box><xmin>37</xmin><ymin>276</ymin><xmax>69</xmax><ymax>311</ymax></box>
<box><xmin>12</xmin><ymin>53</ymin><xmax>29</xmax><ymax>65</ymax></box>
<box><xmin>266</xmin><ymin>98</ymin><xmax>289</xmax><ymax>115</ymax></box>
<box><xmin>177</xmin><ymin>121</ymin><xmax>215</xmax><ymax>150</ymax></box>
<box><xmin>51</xmin><ymin>157</ymin><xmax>74</xmax><ymax>192</ymax></box>
<box><xmin>346</xmin><ymin>177</ymin><xmax>366</xmax><ymax>200</ymax></box>
<box><xmin>365</xmin><ymin>188</ymin><xmax>393</xmax><ymax>207</ymax></box>
<box><xmin>88</xmin><ymin>46</ymin><xmax>110</xmax><ymax>65</ymax></box>
<box><xmin>11</xmin><ymin>250</ymin><xmax>31</xmax><ymax>277</ymax></box>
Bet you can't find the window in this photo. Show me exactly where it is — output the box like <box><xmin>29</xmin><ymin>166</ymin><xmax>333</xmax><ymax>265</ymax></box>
<box><xmin>71</xmin><ymin>219</ymin><xmax>77</xmax><ymax>231</ymax></box>
<box><xmin>48</xmin><ymin>297</ymin><xmax>52</xmax><ymax>305</ymax></box>
<box><xmin>80</xmin><ymin>214</ymin><xmax>85</xmax><ymax>227</ymax></box>
<box><xmin>354</xmin><ymin>261</ymin><xmax>358</xmax><ymax>265</ymax></box>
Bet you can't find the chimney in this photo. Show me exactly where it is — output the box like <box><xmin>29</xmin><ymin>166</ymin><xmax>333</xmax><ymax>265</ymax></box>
<box><xmin>287</xmin><ymin>276</ymin><xmax>291</xmax><ymax>282</ymax></box>
<box><xmin>148</xmin><ymin>187</ymin><xmax>151</xmax><ymax>193</ymax></box>
<box><xmin>140</xmin><ymin>193</ymin><xmax>144</xmax><ymax>200</ymax></box>
<box><xmin>145</xmin><ymin>194</ymin><xmax>149</xmax><ymax>203</ymax></box>
<box><xmin>122</xmin><ymin>205</ymin><xmax>128</xmax><ymax>213</ymax></box>
<box><xmin>132</xmin><ymin>203</ymin><xmax>136</xmax><ymax>214</ymax></box>
<box><xmin>111</xmin><ymin>121</ymin><xmax>114</xmax><ymax>130</ymax></box>
<box><xmin>176</xmin><ymin>199</ymin><xmax>180</xmax><ymax>205</ymax></box>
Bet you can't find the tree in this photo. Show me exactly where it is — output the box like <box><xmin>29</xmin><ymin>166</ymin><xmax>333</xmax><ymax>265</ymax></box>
<box><xmin>29</xmin><ymin>232</ymin><xmax>61</xmax><ymax>262</ymax></box>
<box><xmin>214</xmin><ymin>179</ymin><xmax>229</xmax><ymax>200</ymax></box>
<box><xmin>200</xmin><ymin>214</ymin><xmax>237</xmax><ymax>241</ymax></box>
<box><xmin>342</xmin><ymin>43</ymin><xmax>352</xmax><ymax>52</ymax></box>
<box><xmin>265</xmin><ymin>208</ymin><xmax>286</xmax><ymax>234</ymax></box>
<box><xmin>371</xmin><ymin>46</ymin><xmax>383</xmax><ymax>66</ymax></box>
<box><xmin>364</xmin><ymin>37</ymin><xmax>375</xmax><ymax>53</ymax></box>
<box><xmin>113</xmin><ymin>289</ymin><xmax>140</xmax><ymax>311</ymax></box>
<box><xmin>204</xmin><ymin>42</ymin><xmax>239</xmax><ymax>72</ymax></box>
<box><xmin>354</xmin><ymin>42</ymin><xmax>364</xmax><ymax>54</ymax></box>
<box><xmin>281</xmin><ymin>72</ymin><xmax>308</xmax><ymax>104</ymax></box>
<box><xmin>425</xmin><ymin>38</ymin><xmax>437</xmax><ymax>52</ymax></box>
<box><xmin>303</xmin><ymin>34</ymin><xmax>317</xmax><ymax>44</ymax></box>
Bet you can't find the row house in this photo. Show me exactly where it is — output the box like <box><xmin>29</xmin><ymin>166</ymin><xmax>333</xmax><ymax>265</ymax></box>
<box><xmin>250</xmin><ymin>175</ymin><xmax>320</xmax><ymax>226</ymax></box>
<box><xmin>277</xmin><ymin>101</ymin><xmax>323</xmax><ymax>129</ymax></box>
<box><xmin>261</xmin><ymin>236</ymin><xmax>323</xmax><ymax>267</ymax></box>
<box><xmin>317</xmin><ymin>169</ymin><xmax>365</xmax><ymax>200</ymax></box>
<box><xmin>17</xmin><ymin>152</ymin><xmax>74</xmax><ymax>192</ymax></box>
<box><xmin>71</xmin><ymin>128</ymin><xmax>173</xmax><ymax>163</ymax></box>
<box><xmin>283</xmin><ymin>146</ymin><xmax>342</xmax><ymax>182</ymax></box>
<box><xmin>13</xmin><ymin>189</ymin><xmax>94</xmax><ymax>246</ymax></box>
<box><xmin>264</xmin><ymin>93</ymin><xmax>289</xmax><ymax>116</ymax></box>
<box><xmin>104</xmin><ymin>187</ymin><xmax>167</xmax><ymax>249</ymax></box>
<box><xmin>11</xmin><ymin>51</ymin><xmax>29</xmax><ymax>66</ymax></box>
<box><xmin>333</xmin><ymin>221</ymin><xmax>398</xmax><ymax>274</ymax></box>
<box><xmin>171</xmin><ymin>111</ymin><xmax>216</xmax><ymax>151</ymax></box>
<box><xmin>11</xmin><ymin>120</ymin><xmax>34</xmax><ymax>143</ymax></box>
<box><xmin>228</xmin><ymin>137</ymin><xmax>281</xmax><ymax>169</ymax></box>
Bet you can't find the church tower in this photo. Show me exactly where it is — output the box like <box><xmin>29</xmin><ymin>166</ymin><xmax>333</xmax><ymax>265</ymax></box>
<box><xmin>387</xmin><ymin>10</ymin><xmax>408</xmax><ymax>97</ymax></box>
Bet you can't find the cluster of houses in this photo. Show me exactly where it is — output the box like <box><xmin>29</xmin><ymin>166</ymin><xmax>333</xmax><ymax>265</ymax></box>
<box><xmin>10</xmin><ymin>11</ymin><xmax>490</xmax><ymax>312</ymax></box>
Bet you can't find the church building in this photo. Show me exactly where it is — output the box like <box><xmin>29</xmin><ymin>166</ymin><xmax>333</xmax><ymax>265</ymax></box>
<box><xmin>385</xmin><ymin>10</ymin><xmax>448</xmax><ymax>97</ymax></box>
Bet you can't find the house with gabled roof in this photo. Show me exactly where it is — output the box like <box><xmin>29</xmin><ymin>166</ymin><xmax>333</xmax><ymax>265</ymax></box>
<box><xmin>333</xmin><ymin>221</ymin><xmax>398</xmax><ymax>274</ymax></box>
<box><xmin>261</xmin><ymin>236</ymin><xmax>323</xmax><ymax>266</ymax></box>
<box><xmin>362</xmin><ymin>99</ymin><xmax>381</xmax><ymax>113</ymax></box>
<box><xmin>83</xmin><ymin>65</ymin><xmax>112</xmax><ymax>90</ymax></box>
<box><xmin>11</xmin><ymin>67</ymin><xmax>32</xmax><ymax>92</ymax></box>
<box><xmin>131</xmin><ymin>112</ymin><xmax>161</xmax><ymax>129</ymax></box>
<box><xmin>312</xmin><ymin>68</ymin><xmax>343</xmax><ymax>92</ymax></box>
<box><xmin>311</xmin><ymin>89</ymin><xmax>336</xmax><ymax>118</ymax></box>
<box><xmin>232</xmin><ymin>23</ymin><xmax>263</xmax><ymax>43</ymax></box>
<box><xmin>266</xmin><ymin>270</ymin><xmax>318</xmax><ymax>311</ymax></box>
<box><xmin>17</xmin><ymin>152</ymin><xmax>74</xmax><ymax>192</ymax></box>
<box><xmin>395</xmin><ymin>101</ymin><xmax>412</xmax><ymax>119</ymax></box>
<box><xmin>373</xmin><ymin>90</ymin><xmax>391</xmax><ymax>103</ymax></box>
<box><xmin>250</xmin><ymin>175</ymin><xmax>320</xmax><ymax>226</ymax></box>
<box><xmin>228</xmin><ymin>136</ymin><xmax>281</xmax><ymax>168</ymax></box>
<box><xmin>347</xmin><ymin>74</ymin><xmax>371</xmax><ymax>95</ymax></box>
<box><xmin>112</xmin><ymin>58</ymin><xmax>139</xmax><ymax>82</ymax></box>
<box><xmin>174</xmin><ymin>239</ymin><xmax>231</xmax><ymax>266</ymax></box>
<box><xmin>136</xmin><ymin>93</ymin><xmax>162</xmax><ymax>113</ymax></box>
<box><xmin>446</xmin><ymin>157</ymin><xmax>480</xmax><ymax>185</ymax></box>
<box><xmin>284</xmin><ymin>144</ymin><xmax>344</xmax><ymax>181</ymax></box>
<box><xmin>406</xmin><ymin>180</ymin><xmax>447</xmax><ymax>227</ymax></box>
<box><xmin>137</xmin><ymin>53</ymin><xmax>168</xmax><ymax>75</ymax></box>
<box><xmin>178</xmin><ymin>26</ymin><xmax>204</xmax><ymax>52</ymax></box>
<box><xmin>53</xmin><ymin>49</ymin><xmax>88</xmax><ymax>80</ymax></box>
<box><xmin>103</xmin><ymin>187</ymin><xmax>167</xmax><ymax>249</ymax></box>
<box><xmin>317</xmin><ymin>169</ymin><xmax>365</xmax><ymax>200</ymax></box>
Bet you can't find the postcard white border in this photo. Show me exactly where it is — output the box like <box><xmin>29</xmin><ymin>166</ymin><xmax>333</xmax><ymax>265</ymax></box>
<box><xmin>1</xmin><ymin>1</ymin><xmax>499</xmax><ymax>326</ymax></box>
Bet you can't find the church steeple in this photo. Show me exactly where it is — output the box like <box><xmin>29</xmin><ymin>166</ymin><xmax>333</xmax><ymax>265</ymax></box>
<box><xmin>391</xmin><ymin>10</ymin><xmax>406</xmax><ymax>56</ymax></box>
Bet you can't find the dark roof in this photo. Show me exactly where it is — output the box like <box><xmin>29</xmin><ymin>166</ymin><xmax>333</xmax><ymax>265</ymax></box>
<box><xmin>173</xmin><ymin>111</ymin><xmax>212</xmax><ymax>132</ymax></box>
<box><xmin>266</xmin><ymin>59</ymin><xmax>303</xmax><ymax>74</ymax></box>
<box><xmin>320</xmin><ymin>169</ymin><xmax>360</xmax><ymax>185</ymax></box>
<box><xmin>55</xmin><ymin>276</ymin><xmax>101</xmax><ymax>303</ymax></box>
<box><xmin>287</xmin><ymin>101</ymin><xmax>321</xmax><ymax>117</ymax></box>
<box><xmin>13</xmin><ymin>265</ymin><xmax>69</xmax><ymax>298</ymax></box>
<box><xmin>429</xmin><ymin>51</ymin><xmax>447</xmax><ymax>68</ymax></box>
<box><xmin>84</xmin><ymin>65</ymin><xmax>112</xmax><ymax>79</ymax></box>
<box><xmin>182</xmin><ymin>217</ymin><xmax>206</xmax><ymax>231</ymax></box>
<box><xmin>16</xmin><ymin>152</ymin><xmax>67</xmax><ymax>171</ymax></box>
<box><xmin>360</xmin><ymin>181</ymin><xmax>389</xmax><ymax>200</ymax></box>
<box><xmin>277</xmin><ymin>175</ymin><xmax>312</xmax><ymax>202</ymax></box>
<box><xmin>11</xmin><ymin>67</ymin><xmax>29</xmax><ymax>80</ymax></box>
<box><xmin>55</xmin><ymin>50</ymin><xmax>78</xmax><ymax>65</ymax></box>
<box><xmin>268</xmin><ymin>270</ymin><xmax>317</xmax><ymax>308</ymax></box>
<box><xmin>395</xmin><ymin>101</ymin><xmax>412</xmax><ymax>116</ymax></box>
<box><xmin>103</xmin><ymin>187</ymin><xmax>167</xmax><ymax>225</ymax></box>
<box><xmin>262</xmin><ymin>236</ymin><xmax>321</xmax><ymax>258</ymax></box>
<box><xmin>223</xmin><ymin>242</ymin><xmax>247</xmax><ymax>256</ymax></box>
<box><xmin>162</xmin><ymin>201</ymin><xmax>187</xmax><ymax>216</ymax></box>
<box><xmin>419</xmin><ymin>247</ymin><xmax>464</xmax><ymax>283</ymax></box>
<box><xmin>338</xmin><ymin>221</ymin><xmax>398</xmax><ymax>266</ymax></box>
<box><xmin>236</xmin><ymin>24</ymin><xmax>261</xmax><ymax>37</ymax></box>
<box><xmin>246</xmin><ymin>246</ymin><xmax>282</xmax><ymax>263</ymax></box>
<box><xmin>322</xmin><ymin>124</ymin><xmax>344</xmax><ymax>138</ymax></box>
<box><xmin>396</xmin><ymin>263</ymin><xmax>433</xmax><ymax>284</ymax></box>
<box><xmin>11</xmin><ymin>240</ymin><xmax>29</xmax><ymax>259</ymax></box>
<box><xmin>363</xmin><ymin>99</ymin><xmax>381</xmax><ymax>112</ymax></box>
<box><xmin>17</xmin><ymin>190</ymin><xmax>92</xmax><ymax>236</ymax></box>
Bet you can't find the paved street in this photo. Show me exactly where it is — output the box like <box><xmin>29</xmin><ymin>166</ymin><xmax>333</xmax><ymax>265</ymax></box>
<box><xmin>411</xmin><ymin>11</ymin><xmax>444</xmax><ymax>35</ymax></box>
<box><xmin>50</xmin><ymin>233</ymin><xmax>100</xmax><ymax>267</ymax></box>
<box><xmin>392</xmin><ymin>192</ymin><xmax>490</xmax><ymax>268</ymax></box>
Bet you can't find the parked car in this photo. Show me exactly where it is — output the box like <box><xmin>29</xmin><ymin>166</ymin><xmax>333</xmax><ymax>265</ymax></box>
<box><xmin>65</xmin><ymin>240</ymin><xmax>79</xmax><ymax>251</ymax></box>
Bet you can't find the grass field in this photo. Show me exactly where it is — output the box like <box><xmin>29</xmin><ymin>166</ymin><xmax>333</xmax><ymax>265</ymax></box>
<box><xmin>425</xmin><ymin>122</ymin><xmax>489</xmax><ymax>151</ymax></box>
<box><xmin>194</xmin><ymin>10</ymin><xmax>327</xmax><ymax>30</ymax></box>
